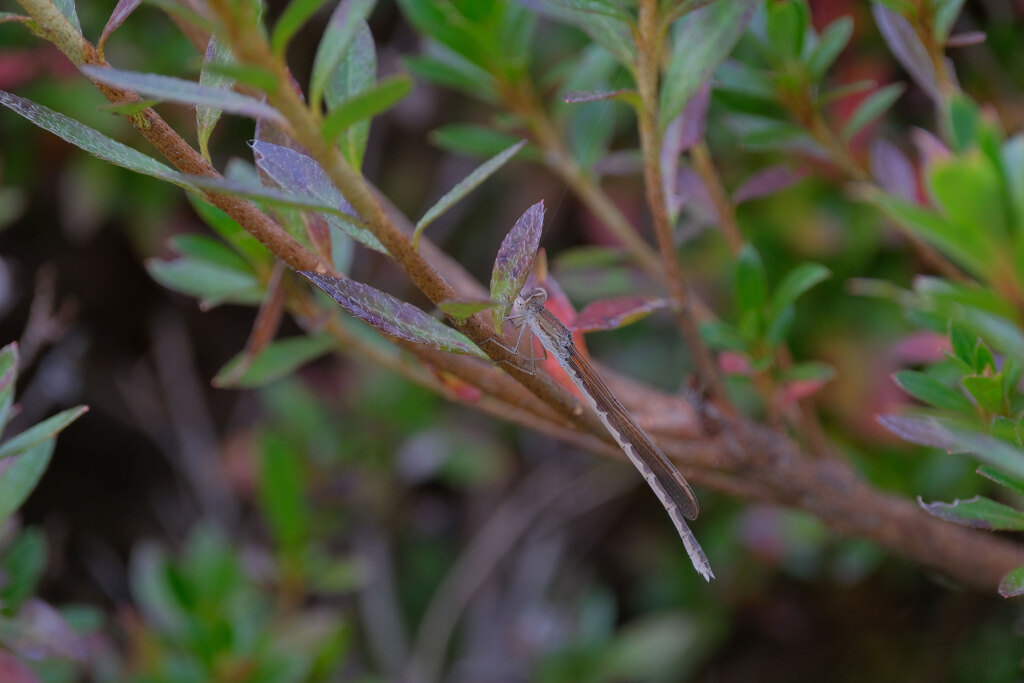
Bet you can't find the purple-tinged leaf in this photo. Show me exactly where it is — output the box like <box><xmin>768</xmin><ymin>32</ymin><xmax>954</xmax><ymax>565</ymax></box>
<box><xmin>5</xmin><ymin>599</ymin><xmax>88</xmax><ymax>661</ymax></box>
<box><xmin>877</xmin><ymin>413</ymin><xmax>959</xmax><ymax>450</ymax></box>
<box><xmin>594</xmin><ymin>150</ymin><xmax>643</xmax><ymax>176</ymax></box>
<box><xmin>733</xmin><ymin>164</ymin><xmax>809</xmax><ymax>204</ymax></box>
<box><xmin>660</xmin><ymin>0</ymin><xmax>758</xmax><ymax>127</ymax></box>
<box><xmin>438</xmin><ymin>299</ymin><xmax>495</xmax><ymax>324</ymax></box>
<box><xmin>413</xmin><ymin>140</ymin><xmax>526</xmax><ymax>250</ymax></box>
<box><xmin>911</xmin><ymin>127</ymin><xmax>951</xmax><ymax>169</ymax></box>
<box><xmin>80</xmin><ymin>66</ymin><xmax>286</xmax><ymax>126</ymax></box>
<box><xmin>870</xmin><ymin>138</ymin><xmax>918</xmax><ymax>202</ymax></box>
<box><xmin>661</xmin><ymin>81</ymin><xmax>710</xmax><ymax>218</ymax></box>
<box><xmin>302</xmin><ymin>272</ymin><xmax>487</xmax><ymax>359</ymax></box>
<box><xmin>98</xmin><ymin>0</ymin><xmax>141</xmax><ymax>55</ymax></box>
<box><xmin>999</xmin><ymin>565</ymin><xmax>1024</xmax><ymax>598</ymax></box>
<box><xmin>673</xmin><ymin>164</ymin><xmax>716</xmax><ymax>225</ymax></box>
<box><xmin>573</xmin><ymin>295</ymin><xmax>671</xmax><ymax>332</ymax></box>
<box><xmin>946</xmin><ymin>31</ymin><xmax>985</xmax><ymax>47</ymax></box>
<box><xmin>251</xmin><ymin>140</ymin><xmax>386</xmax><ymax>253</ymax></box>
<box><xmin>562</xmin><ymin>89</ymin><xmax>638</xmax><ymax>105</ymax></box>
<box><xmin>213</xmin><ymin>333</ymin><xmax>335</xmax><ymax>388</ymax></box>
<box><xmin>918</xmin><ymin>495</ymin><xmax>1024</xmax><ymax>530</ymax></box>
<box><xmin>490</xmin><ymin>201</ymin><xmax>545</xmax><ymax>332</ymax></box>
<box><xmin>872</xmin><ymin>4</ymin><xmax>942</xmax><ymax>102</ymax></box>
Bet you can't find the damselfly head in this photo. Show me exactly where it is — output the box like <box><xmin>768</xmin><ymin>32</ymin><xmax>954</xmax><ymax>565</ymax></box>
<box><xmin>525</xmin><ymin>287</ymin><xmax>548</xmax><ymax>306</ymax></box>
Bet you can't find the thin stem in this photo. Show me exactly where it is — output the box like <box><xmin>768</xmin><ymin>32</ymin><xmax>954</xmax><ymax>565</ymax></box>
<box><xmin>689</xmin><ymin>141</ymin><xmax>743</xmax><ymax>254</ymax></box>
<box><xmin>634</xmin><ymin>0</ymin><xmax>730</xmax><ymax>408</ymax></box>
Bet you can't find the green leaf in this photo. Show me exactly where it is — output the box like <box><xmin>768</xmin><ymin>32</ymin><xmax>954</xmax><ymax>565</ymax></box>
<box><xmin>404</xmin><ymin>53</ymin><xmax>497</xmax><ymax>102</ymax></box>
<box><xmin>197</xmin><ymin>34</ymin><xmax>235</xmax><ymax>161</ymax></box>
<box><xmin>438</xmin><ymin>299</ymin><xmax>495</xmax><ymax>324</ymax></box>
<box><xmin>80</xmin><ymin>66</ymin><xmax>285</xmax><ymax>125</ymax></box>
<box><xmin>413</xmin><ymin>139</ymin><xmax>526</xmax><ymax>250</ymax></box>
<box><xmin>660</xmin><ymin>0</ymin><xmax>758</xmax><ymax>127</ymax></box>
<box><xmin>0</xmin><ymin>440</ymin><xmax>54</xmax><ymax>527</ymax></box>
<box><xmin>271</xmin><ymin>0</ymin><xmax>332</xmax><ymax>54</ymax></box>
<box><xmin>766</xmin><ymin>0</ymin><xmax>806</xmax><ymax>60</ymax></box>
<box><xmin>213</xmin><ymin>334</ymin><xmax>336</xmax><ymax>388</ymax></box>
<box><xmin>0</xmin><ymin>343</ymin><xmax>18</xmax><ymax>439</ymax></box>
<box><xmin>867</xmin><ymin>191</ymin><xmax>990</xmax><ymax>277</ymax></box>
<box><xmin>841</xmin><ymin>82</ymin><xmax>905</xmax><ymax>141</ymax></box>
<box><xmin>53</xmin><ymin>0</ymin><xmax>81</xmax><ymax>32</ymax></box>
<box><xmin>310</xmin><ymin>0</ymin><xmax>377</xmax><ymax>109</ymax></box>
<box><xmin>430</xmin><ymin>124</ymin><xmax>534</xmax><ymax>159</ymax></box>
<box><xmin>321</xmin><ymin>74</ymin><xmax>412</xmax><ymax>142</ymax></box>
<box><xmin>927</xmin><ymin>151</ymin><xmax>1008</xmax><ymax>247</ymax></box>
<box><xmin>977</xmin><ymin>465</ymin><xmax>1024</xmax><ymax>497</ymax></box>
<box><xmin>326</xmin><ymin>21</ymin><xmax>376</xmax><ymax>169</ymax></box>
<box><xmin>933</xmin><ymin>0</ymin><xmax>966</xmax><ymax>42</ymax></box>
<box><xmin>0</xmin><ymin>528</ymin><xmax>47</xmax><ymax>614</ymax></box>
<box><xmin>893</xmin><ymin>370</ymin><xmax>973</xmax><ymax>411</ymax></box>
<box><xmin>805</xmin><ymin>16</ymin><xmax>853</xmax><ymax>80</ymax></box>
<box><xmin>0</xmin><ymin>406</ymin><xmax>87</xmax><ymax>461</ymax></box>
<box><xmin>949</xmin><ymin>324</ymin><xmax>976</xmax><ymax>368</ymax></box>
<box><xmin>734</xmin><ymin>244</ymin><xmax>767</xmax><ymax>318</ymax></box>
<box><xmin>147</xmin><ymin>257</ymin><xmax>264</xmax><ymax>309</ymax></box>
<box><xmin>999</xmin><ymin>565</ymin><xmax>1024</xmax><ymax>598</ymax></box>
<box><xmin>769</xmin><ymin>262</ymin><xmax>830</xmax><ymax>320</ymax></box>
<box><xmin>946</xmin><ymin>93</ymin><xmax>979</xmax><ymax>152</ymax></box>
<box><xmin>699</xmin><ymin>321</ymin><xmax>749</xmax><ymax>352</ymax></box>
<box><xmin>490</xmin><ymin>202</ymin><xmax>545</xmax><ymax>331</ymax></box>
<box><xmin>963</xmin><ymin>375</ymin><xmax>1004</xmax><ymax>413</ymax></box>
<box><xmin>919</xmin><ymin>495</ymin><xmax>1024</xmax><ymax>531</ymax></box>
<box><xmin>187</xmin><ymin>195</ymin><xmax>271</xmax><ymax>264</ymax></box>
<box><xmin>540</xmin><ymin>2</ymin><xmax>634</xmax><ymax>66</ymax></box>
<box><xmin>302</xmin><ymin>272</ymin><xmax>488</xmax><ymax>358</ymax></box>
<box><xmin>260</xmin><ymin>433</ymin><xmax>309</xmax><ymax>554</ymax></box>
<box><xmin>169</xmin><ymin>234</ymin><xmax>252</xmax><ymax>273</ymax></box>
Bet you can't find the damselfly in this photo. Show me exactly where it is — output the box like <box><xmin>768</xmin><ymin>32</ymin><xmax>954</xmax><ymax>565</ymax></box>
<box><xmin>504</xmin><ymin>287</ymin><xmax>714</xmax><ymax>581</ymax></box>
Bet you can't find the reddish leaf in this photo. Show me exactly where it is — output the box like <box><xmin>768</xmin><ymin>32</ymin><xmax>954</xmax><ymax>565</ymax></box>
<box><xmin>946</xmin><ymin>31</ymin><xmax>986</xmax><ymax>48</ymax></box>
<box><xmin>718</xmin><ymin>351</ymin><xmax>752</xmax><ymax>375</ymax></box>
<box><xmin>572</xmin><ymin>295</ymin><xmax>670</xmax><ymax>333</ymax></box>
<box><xmin>780</xmin><ymin>377</ymin><xmax>829</xmax><ymax>406</ymax></box>
<box><xmin>430</xmin><ymin>368</ymin><xmax>483</xmax><ymax>403</ymax></box>
<box><xmin>490</xmin><ymin>201</ymin><xmax>545</xmax><ymax>332</ymax></box>
<box><xmin>733</xmin><ymin>164</ymin><xmax>809</xmax><ymax>204</ymax></box>
<box><xmin>0</xmin><ymin>651</ymin><xmax>41</xmax><ymax>683</ymax></box>
<box><xmin>302</xmin><ymin>273</ymin><xmax>487</xmax><ymax>358</ymax></box>
<box><xmin>891</xmin><ymin>331</ymin><xmax>950</xmax><ymax>364</ymax></box>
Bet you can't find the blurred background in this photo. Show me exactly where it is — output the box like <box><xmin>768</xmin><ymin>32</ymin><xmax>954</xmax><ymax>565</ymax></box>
<box><xmin>2</xmin><ymin>0</ymin><xmax>1024</xmax><ymax>681</ymax></box>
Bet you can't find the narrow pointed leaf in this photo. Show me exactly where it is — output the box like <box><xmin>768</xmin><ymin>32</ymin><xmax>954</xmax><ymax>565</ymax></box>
<box><xmin>214</xmin><ymin>334</ymin><xmax>336</xmax><ymax>388</ymax></box>
<box><xmin>977</xmin><ymin>465</ymin><xmax>1024</xmax><ymax>496</ymax></box>
<box><xmin>870</xmin><ymin>138</ymin><xmax>918</xmax><ymax>201</ymax></box>
<box><xmin>197</xmin><ymin>35</ymin><xmax>235</xmax><ymax>160</ymax></box>
<box><xmin>271</xmin><ymin>0</ymin><xmax>332</xmax><ymax>54</ymax></box>
<box><xmin>53</xmin><ymin>0</ymin><xmax>81</xmax><ymax>32</ymax></box>
<box><xmin>98</xmin><ymin>0</ymin><xmax>142</xmax><ymax>54</ymax></box>
<box><xmin>310</xmin><ymin>0</ymin><xmax>376</xmax><ymax>107</ymax></box>
<box><xmin>660</xmin><ymin>0</ymin><xmax>758</xmax><ymax>127</ymax></box>
<box><xmin>876</xmin><ymin>413</ymin><xmax>960</xmax><ymax>450</ymax></box>
<box><xmin>769</xmin><ymin>263</ymin><xmax>830</xmax><ymax>318</ymax></box>
<box><xmin>872</xmin><ymin>4</ymin><xmax>940</xmax><ymax>102</ymax></box>
<box><xmin>0</xmin><ymin>12</ymin><xmax>31</xmax><ymax>23</ymax></box>
<box><xmin>80</xmin><ymin>66</ymin><xmax>286</xmax><ymax>125</ymax></box>
<box><xmin>0</xmin><ymin>440</ymin><xmax>55</xmax><ymax>527</ymax></box>
<box><xmin>806</xmin><ymin>16</ymin><xmax>853</xmax><ymax>80</ymax></box>
<box><xmin>573</xmin><ymin>296</ymin><xmax>670</xmax><ymax>332</ymax></box>
<box><xmin>733</xmin><ymin>165</ymin><xmax>809</xmax><ymax>204</ymax></box>
<box><xmin>147</xmin><ymin>258</ymin><xmax>264</xmax><ymax>309</ymax></box>
<box><xmin>562</xmin><ymin>89</ymin><xmax>638</xmax><ymax>105</ymax></box>
<box><xmin>841</xmin><ymin>83</ymin><xmax>905</xmax><ymax>141</ymax></box>
<box><xmin>919</xmin><ymin>495</ymin><xmax>1024</xmax><ymax>530</ymax></box>
<box><xmin>326</xmin><ymin>21</ymin><xmax>376</xmax><ymax>168</ymax></box>
<box><xmin>893</xmin><ymin>370</ymin><xmax>973</xmax><ymax>411</ymax></box>
<box><xmin>0</xmin><ymin>406</ymin><xmax>87</xmax><ymax>460</ymax></box>
<box><xmin>321</xmin><ymin>74</ymin><xmax>412</xmax><ymax>142</ymax></box>
<box><xmin>302</xmin><ymin>273</ymin><xmax>487</xmax><ymax>358</ymax></box>
<box><xmin>413</xmin><ymin>139</ymin><xmax>526</xmax><ymax>250</ymax></box>
<box><xmin>490</xmin><ymin>201</ymin><xmax>545</xmax><ymax>331</ymax></box>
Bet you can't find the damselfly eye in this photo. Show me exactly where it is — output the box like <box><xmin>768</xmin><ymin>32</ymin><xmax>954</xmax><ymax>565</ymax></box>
<box><xmin>529</xmin><ymin>287</ymin><xmax>548</xmax><ymax>304</ymax></box>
